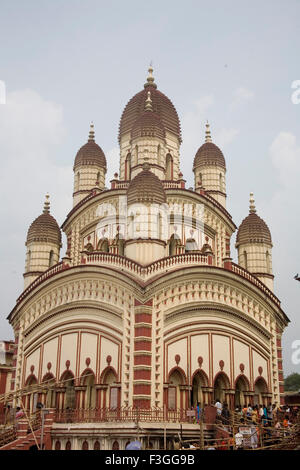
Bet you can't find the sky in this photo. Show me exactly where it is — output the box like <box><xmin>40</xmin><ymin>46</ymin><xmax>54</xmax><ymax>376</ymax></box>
<box><xmin>0</xmin><ymin>0</ymin><xmax>299</xmax><ymax>376</ymax></box>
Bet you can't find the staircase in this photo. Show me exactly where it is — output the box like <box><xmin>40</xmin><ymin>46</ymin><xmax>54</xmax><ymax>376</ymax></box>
<box><xmin>0</xmin><ymin>409</ymin><xmax>55</xmax><ymax>451</ymax></box>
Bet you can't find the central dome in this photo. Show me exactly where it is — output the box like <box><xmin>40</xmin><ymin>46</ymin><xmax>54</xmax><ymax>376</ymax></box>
<box><xmin>119</xmin><ymin>67</ymin><xmax>181</xmax><ymax>143</ymax></box>
<box><xmin>127</xmin><ymin>163</ymin><xmax>166</xmax><ymax>206</ymax></box>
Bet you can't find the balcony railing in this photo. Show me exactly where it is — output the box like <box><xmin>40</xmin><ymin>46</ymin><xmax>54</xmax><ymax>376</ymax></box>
<box><xmin>54</xmin><ymin>407</ymin><xmax>197</xmax><ymax>424</ymax></box>
<box><xmin>82</xmin><ymin>252</ymin><xmax>210</xmax><ymax>281</ymax></box>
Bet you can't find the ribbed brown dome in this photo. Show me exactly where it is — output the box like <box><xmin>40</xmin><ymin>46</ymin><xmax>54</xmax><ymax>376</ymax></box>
<box><xmin>236</xmin><ymin>213</ymin><xmax>272</xmax><ymax>247</ymax></box>
<box><xmin>131</xmin><ymin>111</ymin><xmax>165</xmax><ymax>140</ymax></box>
<box><xmin>127</xmin><ymin>165</ymin><xmax>166</xmax><ymax>206</ymax></box>
<box><xmin>193</xmin><ymin>142</ymin><xmax>226</xmax><ymax>169</ymax></box>
<box><xmin>74</xmin><ymin>141</ymin><xmax>107</xmax><ymax>170</ymax></box>
<box><xmin>27</xmin><ymin>213</ymin><xmax>62</xmax><ymax>245</ymax></box>
<box><xmin>119</xmin><ymin>87</ymin><xmax>181</xmax><ymax>143</ymax></box>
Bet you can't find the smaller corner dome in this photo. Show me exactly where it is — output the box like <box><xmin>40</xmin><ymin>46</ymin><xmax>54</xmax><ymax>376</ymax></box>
<box><xmin>26</xmin><ymin>196</ymin><xmax>61</xmax><ymax>246</ymax></box>
<box><xmin>131</xmin><ymin>111</ymin><xmax>165</xmax><ymax>140</ymax></box>
<box><xmin>236</xmin><ymin>194</ymin><xmax>272</xmax><ymax>247</ymax></box>
<box><xmin>74</xmin><ymin>123</ymin><xmax>107</xmax><ymax>170</ymax></box>
<box><xmin>127</xmin><ymin>164</ymin><xmax>166</xmax><ymax>206</ymax></box>
<box><xmin>193</xmin><ymin>142</ymin><xmax>226</xmax><ymax>169</ymax></box>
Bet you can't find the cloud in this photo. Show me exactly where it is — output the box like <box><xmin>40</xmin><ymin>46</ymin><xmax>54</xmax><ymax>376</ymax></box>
<box><xmin>215</xmin><ymin>128</ymin><xmax>239</xmax><ymax>148</ymax></box>
<box><xmin>230</xmin><ymin>87</ymin><xmax>254</xmax><ymax>109</ymax></box>
<box><xmin>105</xmin><ymin>146</ymin><xmax>120</xmax><ymax>185</ymax></box>
<box><xmin>0</xmin><ymin>88</ymin><xmax>71</xmax><ymax>339</ymax></box>
<box><xmin>269</xmin><ymin>131</ymin><xmax>300</xmax><ymax>188</ymax></box>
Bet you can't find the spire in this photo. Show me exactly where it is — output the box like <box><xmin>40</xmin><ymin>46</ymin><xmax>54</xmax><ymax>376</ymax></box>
<box><xmin>144</xmin><ymin>91</ymin><xmax>153</xmax><ymax>111</ymax></box>
<box><xmin>205</xmin><ymin>121</ymin><xmax>212</xmax><ymax>143</ymax></box>
<box><xmin>249</xmin><ymin>192</ymin><xmax>256</xmax><ymax>214</ymax></box>
<box><xmin>43</xmin><ymin>193</ymin><xmax>50</xmax><ymax>214</ymax></box>
<box><xmin>144</xmin><ymin>63</ymin><xmax>157</xmax><ymax>89</ymax></box>
<box><xmin>88</xmin><ymin>122</ymin><xmax>95</xmax><ymax>142</ymax></box>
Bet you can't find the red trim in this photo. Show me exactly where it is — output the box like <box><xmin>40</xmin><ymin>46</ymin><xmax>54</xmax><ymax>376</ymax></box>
<box><xmin>100</xmin><ymin>366</ymin><xmax>118</xmax><ymax>384</ymax></box>
<box><xmin>191</xmin><ymin>368</ymin><xmax>209</xmax><ymax>386</ymax></box>
<box><xmin>234</xmin><ymin>374</ymin><xmax>250</xmax><ymax>390</ymax></box>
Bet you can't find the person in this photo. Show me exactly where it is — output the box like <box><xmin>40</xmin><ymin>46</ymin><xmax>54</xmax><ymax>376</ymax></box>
<box><xmin>196</xmin><ymin>402</ymin><xmax>201</xmax><ymax>423</ymax></box>
<box><xmin>258</xmin><ymin>404</ymin><xmax>264</xmax><ymax>422</ymax></box>
<box><xmin>262</xmin><ymin>405</ymin><xmax>268</xmax><ymax>426</ymax></box>
<box><xmin>15</xmin><ymin>407</ymin><xmax>24</xmax><ymax>419</ymax></box>
<box><xmin>267</xmin><ymin>402</ymin><xmax>273</xmax><ymax>424</ymax></box>
<box><xmin>274</xmin><ymin>420</ymin><xmax>281</xmax><ymax>443</ymax></box>
<box><xmin>221</xmin><ymin>403</ymin><xmax>230</xmax><ymax>425</ymax></box>
<box><xmin>247</xmin><ymin>403</ymin><xmax>253</xmax><ymax>419</ymax></box>
<box><xmin>235</xmin><ymin>429</ymin><xmax>244</xmax><ymax>450</ymax></box>
<box><xmin>215</xmin><ymin>399</ymin><xmax>222</xmax><ymax>417</ymax></box>
<box><xmin>251</xmin><ymin>407</ymin><xmax>258</xmax><ymax>424</ymax></box>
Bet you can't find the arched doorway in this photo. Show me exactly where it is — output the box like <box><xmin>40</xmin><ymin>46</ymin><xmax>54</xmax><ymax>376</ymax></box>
<box><xmin>61</xmin><ymin>371</ymin><xmax>75</xmax><ymax>409</ymax></box>
<box><xmin>101</xmin><ymin>368</ymin><xmax>119</xmax><ymax>409</ymax></box>
<box><xmin>234</xmin><ymin>376</ymin><xmax>250</xmax><ymax>408</ymax></box>
<box><xmin>213</xmin><ymin>372</ymin><xmax>230</xmax><ymax>404</ymax></box>
<box><xmin>42</xmin><ymin>373</ymin><xmax>56</xmax><ymax>408</ymax></box>
<box><xmin>26</xmin><ymin>375</ymin><xmax>38</xmax><ymax>414</ymax></box>
<box><xmin>254</xmin><ymin>377</ymin><xmax>268</xmax><ymax>406</ymax></box>
<box><xmin>82</xmin><ymin>440</ymin><xmax>89</xmax><ymax>450</ymax></box>
<box><xmin>168</xmin><ymin>369</ymin><xmax>185</xmax><ymax>410</ymax></box>
<box><xmin>191</xmin><ymin>371</ymin><xmax>208</xmax><ymax>407</ymax></box>
<box><xmin>112</xmin><ymin>441</ymin><xmax>119</xmax><ymax>450</ymax></box>
<box><xmin>81</xmin><ymin>370</ymin><xmax>96</xmax><ymax>409</ymax></box>
<box><xmin>169</xmin><ymin>233</ymin><xmax>181</xmax><ymax>256</ymax></box>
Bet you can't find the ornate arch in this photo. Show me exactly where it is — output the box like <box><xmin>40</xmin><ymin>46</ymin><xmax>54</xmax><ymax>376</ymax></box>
<box><xmin>59</xmin><ymin>369</ymin><xmax>75</xmax><ymax>383</ymax></box>
<box><xmin>100</xmin><ymin>366</ymin><xmax>118</xmax><ymax>384</ymax></box>
<box><xmin>254</xmin><ymin>376</ymin><xmax>269</xmax><ymax>393</ymax></box>
<box><xmin>41</xmin><ymin>372</ymin><xmax>55</xmax><ymax>383</ymax></box>
<box><xmin>168</xmin><ymin>366</ymin><xmax>187</xmax><ymax>385</ymax></box>
<box><xmin>213</xmin><ymin>371</ymin><xmax>231</xmax><ymax>388</ymax></box>
<box><xmin>80</xmin><ymin>368</ymin><xmax>96</xmax><ymax>385</ymax></box>
<box><xmin>25</xmin><ymin>373</ymin><xmax>38</xmax><ymax>386</ymax></box>
<box><xmin>191</xmin><ymin>368</ymin><xmax>209</xmax><ymax>386</ymax></box>
<box><xmin>234</xmin><ymin>374</ymin><xmax>251</xmax><ymax>390</ymax></box>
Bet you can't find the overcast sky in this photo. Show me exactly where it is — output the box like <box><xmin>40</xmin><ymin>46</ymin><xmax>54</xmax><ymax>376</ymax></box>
<box><xmin>0</xmin><ymin>0</ymin><xmax>299</xmax><ymax>376</ymax></box>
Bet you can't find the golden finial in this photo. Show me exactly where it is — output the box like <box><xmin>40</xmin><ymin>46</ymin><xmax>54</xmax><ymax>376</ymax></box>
<box><xmin>249</xmin><ymin>192</ymin><xmax>256</xmax><ymax>213</ymax></box>
<box><xmin>205</xmin><ymin>121</ymin><xmax>212</xmax><ymax>143</ymax></box>
<box><xmin>145</xmin><ymin>91</ymin><xmax>153</xmax><ymax>111</ymax></box>
<box><xmin>43</xmin><ymin>193</ymin><xmax>50</xmax><ymax>214</ymax></box>
<box><xmin>88</xmin><ymin>121</ymin><xmax>95</xmax><ymax>142</ymax></box>
<box><xmin>144</xmin><ymin>63</ymin><xmax>157</xmax><ymax>89</ymax></box>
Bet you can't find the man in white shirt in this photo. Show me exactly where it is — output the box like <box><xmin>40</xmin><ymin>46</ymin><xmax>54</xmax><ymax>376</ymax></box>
<box><xmin>215</xmin><ymin>399</ymin><xmax>222</xmax><ymax>416</ymax></box>
<box><xmin>235</xmin><ymin>431</ymin><xmax>244</xmax><ymax>450</ymax></box>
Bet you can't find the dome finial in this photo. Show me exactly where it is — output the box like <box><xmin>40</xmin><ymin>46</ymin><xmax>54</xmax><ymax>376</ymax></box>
<box><xmin>144</xmin><ymin>63</ymin><xmax>157</xmax><ymax>89</ymax></box>
<box><xmin>205</xmin><ymin>121</ymin><xmax>212</xmax><ymax>143</ymax></box>
<box><xmin>88</xmin><ymin>121</ymin><xmax>95</xmax><ymax>142</ymax></box>
<box><xmin>249</xmin><ymin>192</ymin><xmax>256</xmax><ymax>214</ymax></box>
<box><xmin>145</xmin><ymin>91</ymin><xmax>153</xmax><ymax>111</ymax></box>
<box><xmin>43</xmin><ymin>193</ymin><xmax>50</xmax><ymax>214</ymax></box>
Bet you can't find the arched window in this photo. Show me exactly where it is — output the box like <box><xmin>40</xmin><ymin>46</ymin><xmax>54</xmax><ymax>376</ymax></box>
<box><xmin>166</xmin><ymin>154</ymin><xmax>173</xmax><ymax>180</ymax></box>
<box><xmin>94</xmin><ymin>441</ymin><xmax>101</xmax><ymax>450</ymax></box>
<box><xmin>125</xmin><ymin>153</ymin><xmax>131</xmax><ymax>180</ymax></box>
<box><xmin>169</xmin><ymin>234</ymin><xmax>181</xmax><ymax>256</ymax></box>
<box><xmin>198</xmin><ymin>173</ymin><xmax>202</xmax><ymax>187</ymax></box>
<box><xmin>266</xmin><ymin>251</ymin><xmax>271</xmax><ymax>273</ymax></box>
<box><xmin>185</xmin><ymin>238</ymin><xmax>198</xmax><ymax>252</ymax></box>
<box><xmin>254</xmin><ymin>377</ymin><xmax>268</xmax><ymax>406</ymax></box>
<box><xmin>49</xmin><ymin>250</ymin><xmax>54</xmax><ymax>267</ymax></box>
<box><xmin>65</xmin><ymin>440</ymin><xmax>72</xmax><ymax>450</ymax></box>
<box><xmin>85</xmin><ymin>243</ymin><xmax>94</xmax><ymax>252</ymax></box>
<box><xmin>219</xmin><ymin>173</ymin><xmax>223</xmax><ymax>192</ymax></box>
<box><xmin>156</xmin><ymin>213</ymin><xmax>162</xmax><ymax>239</ymax></box>
<box><xmin>26</xmin><ymin>375</ymin><xmax>38</xmax><ymax>413</ymax></box>
<box><xmin>82</xmin><ymin>440</ymin><xmax>89</xmax><ymax>450</ymax></box>
<box><xmin>97</xmin><ymin>238</ymin><xmax>109</xmax><ymax>253</ymax></box>
<box><xmin>243</xmin><ymin>251</ymin><xmax>248</xmax><ymax>270</ymax></box>
<box><xmin>96</xmin><ymin>171</ymin><xmax>100</xmax><ymax>186</ymax></box>
<box><xmin>112</xmin><ymin>441</ymin><xmax>119</xmax><ymax>450</ymax></box>
<box><xmin>26</xmin><ymin>250</ymin><xmax>32</xmax><ymax>271</ymax></box>
<box><xmin>55</xmin><ymin>440</ymin><xmax>61</xmax><ymax>450</ymax></box>
<box><xmin>76</xmin><ymin>172</ymin><xmax>80</xmax><ymax>191</ymax></box>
